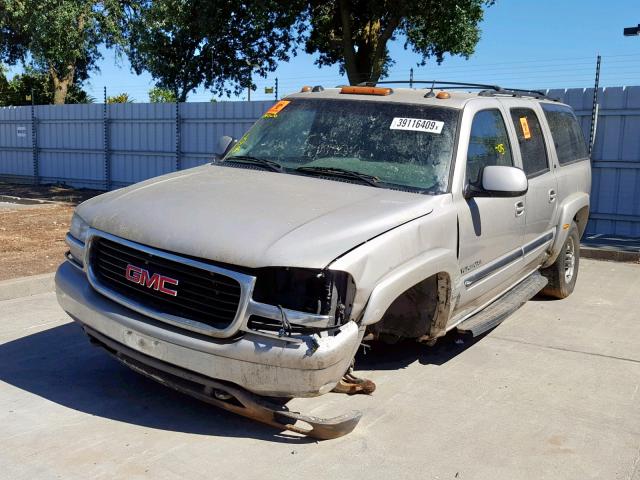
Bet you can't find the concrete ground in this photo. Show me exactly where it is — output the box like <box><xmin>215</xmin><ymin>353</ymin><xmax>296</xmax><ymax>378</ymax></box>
<box><xmin>0</xmin><ymin>258</ymin><xmax>638</xmax><ymax>480</ymax></box>
<box><xmin>0</xmin><ymin>201</ymin><xmax>36</xmax><ymax>210</ymax></box>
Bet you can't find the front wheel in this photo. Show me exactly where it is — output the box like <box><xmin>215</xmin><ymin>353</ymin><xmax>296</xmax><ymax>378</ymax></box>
<box><xmin>541</xmin><ymin>222</ymin><xmax>580</xmax><ymax>299</ymax></box>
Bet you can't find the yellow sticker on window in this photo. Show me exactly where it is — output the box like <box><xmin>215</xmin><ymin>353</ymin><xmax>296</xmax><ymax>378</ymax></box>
<box><xmin>230</xmin><ymin>133</ymin><xmax>249</xmax><ymax>154</ymax></box>
<box><xmin>519</xmin><ymin>117</ymin><xmax>532</xmax><ymax>139</ymax></box>
<box><xmin>495</xmin><ymin>143</ymin><xmax>506</xmax><ymax>155</ymax></box>
<box><xmin>263</xmin><ymin>100</ymin><xmax>290</xmax><ymax>118</ymax></box>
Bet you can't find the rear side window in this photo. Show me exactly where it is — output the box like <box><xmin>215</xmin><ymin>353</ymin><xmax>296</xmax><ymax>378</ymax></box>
<box><xmin>510</xmin><ymin>108</ymin><xmax>549</xmax><ymax>177</ymax></box>
<box><xmin>466</xmin><ymin>109</ymin><xmax>513</xmax><ymax>184</ymax></box>
<box><xmin>541</xmin><ymin>104</ymin><xmax>588</xmax><ymax>165</ymax></box>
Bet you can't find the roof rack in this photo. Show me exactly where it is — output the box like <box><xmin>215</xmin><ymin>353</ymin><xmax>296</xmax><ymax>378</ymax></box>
<box><xmin>357</xmin><ymin>80</ymin><xmax>558</xmax><ymax>101</ymax></box>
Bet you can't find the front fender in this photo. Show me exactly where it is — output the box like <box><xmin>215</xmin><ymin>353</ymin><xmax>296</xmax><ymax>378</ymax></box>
<box><xmin>359</xmin><ymin>248</ymin><xmax>458</xmax><ymax>326</ymax></box>
<box><xmin>544</xmin><ymin>192</ymin><xmax>589</xmax><ymax>267</ymax></box>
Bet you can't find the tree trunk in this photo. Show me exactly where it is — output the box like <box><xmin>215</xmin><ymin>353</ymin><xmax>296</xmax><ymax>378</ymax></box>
<box><xmin>338</xmin><ymin>4</ymin><xmax>401</xmax><ymax>85</ymax></box>
<box><xmin>50</xmin><ymin>12</ymin><xmax>85</xmax><ymax>105</ymax></box>
<box><xmin>338</xmin><ymin>0</ymin><xmax>359</xmax><ymax>85</ymax></box>
<box><xmin>50</xmin><ymin>66</ymin><xmax>75</xmax><ymax>105</ymax></box>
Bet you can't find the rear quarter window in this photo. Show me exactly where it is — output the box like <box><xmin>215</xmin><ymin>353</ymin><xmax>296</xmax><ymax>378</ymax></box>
<box><xmin>541</xmin><ymin>104</ymin><xmax>588</xmax><ymax>165</ymax></box>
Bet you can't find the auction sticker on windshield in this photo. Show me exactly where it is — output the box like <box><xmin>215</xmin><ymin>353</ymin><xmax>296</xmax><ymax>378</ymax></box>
<box><xmin>264</xmin><ymin>100</ymin><xmax>291</xmax><ymax>118</ymax></box>
<box><xmin>390</xmin><ymin>117</ymin><xmax>444</xmax><ymax>134</ymax></box>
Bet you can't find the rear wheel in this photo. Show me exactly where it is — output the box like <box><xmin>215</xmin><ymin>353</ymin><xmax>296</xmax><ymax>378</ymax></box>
<box><xmin>541</xmin><ymin>222</ymin><xmax>580</xmax><ymax>299</ymax></box>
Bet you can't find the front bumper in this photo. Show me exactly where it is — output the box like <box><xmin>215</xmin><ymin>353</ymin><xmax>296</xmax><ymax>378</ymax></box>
<box><xmin>55</xmin><ymin>261</ymin><xmax>363</xmax><ymax>398</ymax></box>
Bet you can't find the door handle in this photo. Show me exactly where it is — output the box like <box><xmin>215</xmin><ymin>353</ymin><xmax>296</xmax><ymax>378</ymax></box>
<box><xmin>515</xmin><ymin>201</ymin><xmax>525</xmax><ymax>217</ymax></box>
<box><xmin>548</xmin><ymin>189</ymin><xmax>557</xmax><ymax>203</ymax></box>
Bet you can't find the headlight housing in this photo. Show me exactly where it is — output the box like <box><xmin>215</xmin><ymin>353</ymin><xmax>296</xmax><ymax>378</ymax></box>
<box><xmin>252</xmin><ymin>267</ymin><xmax>355</xmax><ymax>325</ymax></box>
<box><xmin>66</xmin><ymin>212</ymin><xmax>90</xmax><ymax>267</ymax></box>
<box><xmin>69</xmin><ymin>212</ymin><xmax>90</xmax><ymax>243</ymax></box>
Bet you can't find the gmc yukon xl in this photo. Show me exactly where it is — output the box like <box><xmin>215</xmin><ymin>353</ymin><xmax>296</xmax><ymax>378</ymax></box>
<box><xmin>55</xmin><ymin>82</ymin><xmax>591</xmax><ymax>438</ymax></box>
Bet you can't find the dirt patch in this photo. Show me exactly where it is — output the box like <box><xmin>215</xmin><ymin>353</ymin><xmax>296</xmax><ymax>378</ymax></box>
<box><xmin>0</xmin><ymin>181</ymin><xmax>101</xmax><ymax>204</ymax></box>
<box><xmin>0</xmin><ymin>203</ymin><xmax>75</xmax><ymax>281</ymax></box>
<box><xmin>0</xmin><ymin>182</ymin><xmax>103</xmax><ymax>281</ymax></box>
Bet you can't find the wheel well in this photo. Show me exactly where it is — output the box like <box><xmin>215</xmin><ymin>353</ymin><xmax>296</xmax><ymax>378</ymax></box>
<box><xmin>574</xmin><ymin>206</ymin><xmax>590</xmax><ymax>238</ymax></box>
<box><xmin>368</xmin><ymin>272</ymin><xmax>451</xmax><ymax>342</ymax></box>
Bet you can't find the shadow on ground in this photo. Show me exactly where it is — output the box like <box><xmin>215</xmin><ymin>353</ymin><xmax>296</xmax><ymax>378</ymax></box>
<box><xmin>356</xmin><ymin>329</ymin><xmax>485</xmax><ymax>371</ymax></box>
<box><xmin>0</xmin><ymin>322</ymin><xmax>314</xmax><ymax>443</ymax></box>
<box><xmin>0</xmin><ymin>321</ymin><xmax>484</xmax><ymax>442</ymax></box>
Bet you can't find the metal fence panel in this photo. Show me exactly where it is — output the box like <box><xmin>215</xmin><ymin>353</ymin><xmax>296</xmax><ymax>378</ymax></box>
<box><xmin>0</xmin><ymin>106</ymin><xmax>33</xmax><ymax>179</ymax></box>
<box><xmin>547</xmin><ymin>86</ymin><xmax>640</xmax><ymax>236</ymax></box>
<box><xmin>0</xmin><ymin>100</ymin><xmax>272</xmax><ymax>190</ymax></box>
<box><xmin>1</xmin><ymin>92</ymin><xmax>639</xmax><ymax>237</ymax></box>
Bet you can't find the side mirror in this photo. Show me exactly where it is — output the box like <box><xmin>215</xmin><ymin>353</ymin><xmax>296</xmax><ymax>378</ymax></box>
<box><xmin>217</xmin><ymin>135</ymin><xmax>236</xmax><ymax>158</ymax></box>
<box><xmin>465</xmin><ymin>165</ymin><xmax>528</xmax><ymax>198</ymax></box>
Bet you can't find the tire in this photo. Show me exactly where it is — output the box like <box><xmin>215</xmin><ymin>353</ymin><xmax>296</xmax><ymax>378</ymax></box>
<box><xmin>541</xmin><ymin>221</ymin><xmax>580</xmax><ymax>299</ymax></box>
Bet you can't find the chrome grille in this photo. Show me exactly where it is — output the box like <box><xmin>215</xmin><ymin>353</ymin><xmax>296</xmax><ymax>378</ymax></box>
<box><xmin>89</xmin><ymin>236</ymin><xmax>242</xmax><ymax>330</ymax></box>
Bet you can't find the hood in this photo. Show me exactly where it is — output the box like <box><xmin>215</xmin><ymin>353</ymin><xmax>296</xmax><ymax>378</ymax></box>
<box><xmin>77</xmin><ymin>164</ymin><xmax>438</xmax><ymax>269</ymax></box>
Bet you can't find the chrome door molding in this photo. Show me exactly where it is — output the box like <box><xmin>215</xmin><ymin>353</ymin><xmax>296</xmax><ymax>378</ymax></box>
<box><xmin>464</xmin><ymin>230</ymin><xmax>554</xmax><ymax>288</ymax></box>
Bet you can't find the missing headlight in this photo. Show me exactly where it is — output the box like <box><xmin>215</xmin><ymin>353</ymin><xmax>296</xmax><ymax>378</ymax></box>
<box><xmin>252</xmin><ymin>267</ymin><xmax>354</xmax><ymax>324</ymax></box>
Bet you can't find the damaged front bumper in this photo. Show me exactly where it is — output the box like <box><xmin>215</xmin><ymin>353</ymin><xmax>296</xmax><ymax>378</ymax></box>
<box><xmin>55</xmin><ymin>261</ymin><xmax>364</xmax><ymax>398</ymax></box>
<box><xmin>84</xmin><ymin>324</ymin><xmax>362</xmax><ymax>439</ymax></box>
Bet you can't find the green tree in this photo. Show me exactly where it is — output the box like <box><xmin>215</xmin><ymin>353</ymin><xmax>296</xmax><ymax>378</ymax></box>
<box><xmin>305</xmin><ymin>0</ymin><xmax>494</xmax><ymax>85</ymax></box>
<box><xmin>122</xmin><ymin>0</ymin><xmax>492</xmax><ymax>98</ymax></box>
<box><xmin>0</xmin><ymin>67</ymin><xmax>93</xmax><ymax>106</ymax></box>
<box><xmin>126</xmin><ymin>0</ymin><xmax>305</xmax><ymax>101</ymax></box>
<box><xmin>0</xmin><ymin>0</ymin><xmax>128</xmax><ymax>104</ymax></box>
<box><xmin>0</xmin><ymin>65</ymin><xmax>9</xmax><ymax>101</ymax></box>
<box><xmin>148</xmin><ymin>86</ymin><xmax>177</xmax><ymax>103</ymax></box>
<box><xmin>107</xmin><ymin>92</ymin><xmax>134</xmax><ymax>103</ymax></box>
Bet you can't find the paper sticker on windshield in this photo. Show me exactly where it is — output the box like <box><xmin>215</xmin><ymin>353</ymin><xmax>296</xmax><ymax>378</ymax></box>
<box><xmin>263</xmin><ymin>100</ymin><xmax>290</xmax><ymax>118</ymax></box>
<box><xmin>390</xmin><ymin>117</ymin><xmax>444</xmax><ymax>134</ymax></box>
<box><xmin>519</xmin><ymin>117</ymin><xmax>531</xmax><ymax>139</ymax></box>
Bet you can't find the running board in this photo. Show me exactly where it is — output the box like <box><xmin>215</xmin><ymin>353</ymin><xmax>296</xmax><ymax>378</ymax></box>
<box><xmin>456</xmin><ymin>272</ymin><xmax>548</xmax><ymax>337</ymax></box>
<box><xmin>83</xmin><ymin>325</ymin><xmax>362</xmax><ymax>440</ymax></box>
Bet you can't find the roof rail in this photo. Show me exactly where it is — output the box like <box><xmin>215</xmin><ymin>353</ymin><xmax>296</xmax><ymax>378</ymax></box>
<box><xmin>358</xmin><ymin>80</ymin><xmax>558</xmax><ymax>101</ymax></box>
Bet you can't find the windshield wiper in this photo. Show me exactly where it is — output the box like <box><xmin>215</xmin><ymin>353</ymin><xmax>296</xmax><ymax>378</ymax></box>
<box><xmin>223</xmin><ymin>155</ymin><xmax>283</xmax><ymax>172</ymax></box>
<box><xmin>295</xmin><ymin>166</ymin><xmax>380</xmax><ymax>187</ymax></box>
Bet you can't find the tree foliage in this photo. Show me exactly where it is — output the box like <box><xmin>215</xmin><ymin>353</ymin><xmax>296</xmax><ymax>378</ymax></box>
<box><xmin>1</xmin><ymin>0</ymin><xmax>493</xmax><ymax>104</ymax></box>
<box><xmin>305</xmin><ymin>0</ymin><xmax>493</xmax><ymax>84</ymax></box>
<box><xmin>124</xmin><ymin>0</ymin><xmax>492</xmax><ymax>96</ymax></box>
<box><xmin>0</xmin><ymin>0</ymin><xmax>128</xmax><ymax>104</ymax></box>
<box><xmin>126</xmin><ymin>0</ymin><xmax>306</xmax><ymax>101</ymax></box>
<box><xmin>148</xmin><ymin>86</ymin><xmax>177</xmax><ymax>103</ymax></box>
<box><xmin>107</xmin><ymin>92</ymin><xmax>134</xmax><ymax>103</ymax></box>
<box><xmin>0</xmin><ymin>67</ymin><xmax>93</xmax><ymax>106</ymax></box>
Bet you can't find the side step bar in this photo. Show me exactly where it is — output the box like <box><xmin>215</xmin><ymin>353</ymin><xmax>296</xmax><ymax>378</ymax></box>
<box><xmin>457</xmin><ymin>271</ymin><xmax>548</xmax><ymax>337</ymax></box>
<box><xmin>83</xmin><ymin>325</ymin><xmax>362</xmax><ymax>440</ymax></box>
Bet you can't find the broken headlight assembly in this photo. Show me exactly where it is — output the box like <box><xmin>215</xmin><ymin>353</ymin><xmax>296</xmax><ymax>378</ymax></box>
<box><xmin>250</xmin><ymin>267</ymin><xmax>356</xmax><ymax>335</ymax></box>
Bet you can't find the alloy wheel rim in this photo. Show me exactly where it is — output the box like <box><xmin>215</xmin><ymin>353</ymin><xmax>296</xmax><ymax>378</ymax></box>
<box><xmin>564</xmin><ymin>237</ymin><xmax>575</xmax><ymax>283</ymax></box>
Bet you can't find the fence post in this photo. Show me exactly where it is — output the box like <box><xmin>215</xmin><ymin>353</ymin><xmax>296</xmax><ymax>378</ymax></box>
<box><xmin>30</xmin><ymin>100</ymin><xmax>39</xmax><ymax>185</ymax></box>
<box><xmin>588</xmin><ymin>54</ymin><xmax>601</xmax><ymax>156</ymax></box>
<box><xmin>103</xmin><ymin>86</ymin><xmax>112</xmax><ymax>190</ymax></box>
<box><xmin>175</xmin><ymin>98</ymin><xmax>182</xmax><ymax>171</ymax></box>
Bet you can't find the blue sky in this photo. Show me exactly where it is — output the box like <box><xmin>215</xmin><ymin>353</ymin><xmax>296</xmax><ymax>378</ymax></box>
<box><xmin>8</xmin><ymin>0</ymin><xmax>640</xmax><ymax>102</ymax></box>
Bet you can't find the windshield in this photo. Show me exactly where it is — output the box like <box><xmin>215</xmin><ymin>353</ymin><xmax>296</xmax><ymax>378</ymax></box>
<box><xmin>225</xmin><ymin>98</ymin><xmax>459</xmax><ymax>193</ymax></box>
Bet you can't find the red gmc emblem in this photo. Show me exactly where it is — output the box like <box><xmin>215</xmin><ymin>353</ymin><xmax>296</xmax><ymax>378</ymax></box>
<box><xmin>125</xmin><ymin>264</ymin><xmax>179</xmax><ymax>297</ymax></box>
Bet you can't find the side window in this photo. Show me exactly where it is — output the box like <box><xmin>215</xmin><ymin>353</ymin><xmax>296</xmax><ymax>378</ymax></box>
<box><xmin>510</xmin><ymin>108</ymin><xmax>549</xmax><ymax>177</ymax></box>
<box><xmin>466</xmin><ymin>109</ymin><xmax>513</xmax><ymax>184</ymax></box>
<box><xmin>541</xmin><ymin>104</ymin><xmax>588</xmax><ymax>165</ymax></box>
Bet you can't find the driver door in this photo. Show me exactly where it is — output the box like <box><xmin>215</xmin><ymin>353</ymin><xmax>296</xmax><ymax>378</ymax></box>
<box><xmin>454</xmin><ymin>106</ymin><xmax>526</xmax><ymax>314</ymax></box>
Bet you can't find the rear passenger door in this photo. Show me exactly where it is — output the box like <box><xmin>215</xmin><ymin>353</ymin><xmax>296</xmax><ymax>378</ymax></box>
<box><xmin>508</xmin><ymin>106</ymin><xmax>558</xmax><ymax>266</ymax></box>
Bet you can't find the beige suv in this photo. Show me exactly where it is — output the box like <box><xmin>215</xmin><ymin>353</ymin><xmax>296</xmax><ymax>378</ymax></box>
<box><xmin>56</xmin><ymin>82</ymin><xmax>591</xmax><ymax>438</ymax></box>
